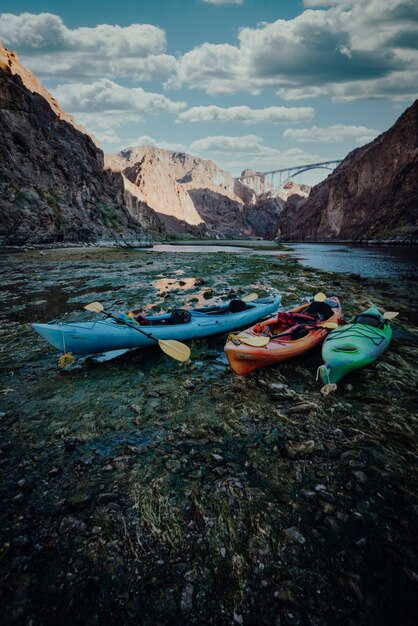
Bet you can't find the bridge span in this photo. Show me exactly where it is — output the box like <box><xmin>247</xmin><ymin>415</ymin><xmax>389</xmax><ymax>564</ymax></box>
<box><xmin>239</xmin><ymin>159</ymin><xmax>342</xmax><ymax>195</ymax></box>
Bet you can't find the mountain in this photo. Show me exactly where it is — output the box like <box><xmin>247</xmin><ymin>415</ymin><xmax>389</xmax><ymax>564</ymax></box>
<box><xmin>105</xmin><ymin>146</ymin><xmax>258</xmax><ymax>238</ymax></box>
<box><xmin>275</xmin><ymin>99</ymin><xmax>418</xmax><ymax>242</ymax></box>
<box><xmin>0</xmin><ymin>43</ymin><xmax>159</xmax><ymax>246</ymax></box>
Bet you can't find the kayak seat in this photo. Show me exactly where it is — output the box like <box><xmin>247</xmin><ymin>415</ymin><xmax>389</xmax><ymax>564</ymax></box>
<box><xmin>229</xmin><ymin>299</ymin><xmax>248</xmax><ymax>313</ymax></box>
<box><xmin>168</xmin><ymin>309</ymin><xmax>192</xmax><ymax>325</ymax></box>
<box><xmin>304</xmin><ymin>301</ymin><xmax>334</xmax><ymax>321</ymax></box>
<box><xmin>352</xmin><ymin>313</ymin><xmax>384</xmax><ymax>328</ymax></box>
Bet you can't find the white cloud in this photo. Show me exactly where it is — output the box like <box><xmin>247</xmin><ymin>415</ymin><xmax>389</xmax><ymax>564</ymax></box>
<box><xmin>52</xmin><ymin>79</ymin><xmax>186</xmax><ymax>116</ymax></box>
<box><xmin>0</xmin><ymin>12</ymin><xmax>177</xmax><ymax>81</ymax></box>
<box><xmin>134</xmin><ymin>135</ymin><xmax>187</xmax><ymax>152</ymax></box>
<box><xmin>175</xmin><ymin>0</ymin><xmax>418</xmax><ymax>100</ymax></box>
<box><xmin>171</xmin><ymin>42</ymin><xmax>243</xmax><ymax>94</ymax></box>
<box><xmin>189</xmin><ymin>134</ymin><xmax>325</xmax><ymax>172</ymax></box>
<box><xmin>284</xmin><ymin>124</ymin><xmax>379</xmax><ymax>143</ymax></box>
<box><xmin>177</xmin><ymin>105</ymin><xmax>314</xmax><ymax>123</ymax></box>
<box><xmin>50</xmin><ymin>80</ymin><xmax>186</xmax><ymax>145</ymax></box>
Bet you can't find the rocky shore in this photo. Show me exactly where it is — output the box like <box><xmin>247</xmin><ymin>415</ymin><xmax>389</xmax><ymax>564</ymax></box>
<box><xmin>0</xmin><ymin>246</ymin><xmax>417</xmax><ymax>625</ymax></box>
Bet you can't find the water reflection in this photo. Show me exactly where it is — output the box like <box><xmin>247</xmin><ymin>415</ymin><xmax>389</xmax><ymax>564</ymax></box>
<box><xmin>289</xmin><ymin>243</ymin><xmax>417</xmax><ymax>278</ymax></box>
<box><xmin>150</xmin><ymin>242</ymin><xmax>417</xmax><ymax>279</ymax></box>
<box><xmin>153</xmin><ymin>277</ymin><xmax>197</xmax><ymax>293</ymax></box>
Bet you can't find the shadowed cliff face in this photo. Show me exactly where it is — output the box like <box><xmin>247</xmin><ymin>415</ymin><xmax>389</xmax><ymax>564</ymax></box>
<box><xmin>0</xmin><ymin>66</ymin><xmax>148</xmax><ymax>245</ymax></box>
<box><xmin>106</xmin><ymin>146</ymin><xmax>269</xmax><ymax>238</ymax></box>
<box><xmin>276</xmin><ymin>99</ymin><xmax>418</xmax><ymax>243</ymax></box>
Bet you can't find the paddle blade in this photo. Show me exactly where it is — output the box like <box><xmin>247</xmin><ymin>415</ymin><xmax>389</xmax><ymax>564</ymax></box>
<box><xmin>228</xmin><ymin>334</ymin><xmax>270</xmax><ymax>346</ymax></box>
<box><xmin>383</xmin><ymin>311</ymin><xmax>399</xmax><ymax>320</ymax></box>
<box><xmin>85</xmin><ymin>301</ymin><xmax>104</xmax><ymax>313</ymax></box>
<box><xmin>321</xmin><ymin>322</ymin><xmax>339</xmax><ymax>329</ymax></box>
<box><xmin>158</xmin><ymin>339</ymin><xmax>191</xmax><ymax>362</ymax></box>
<box><xmin>242</xmin><ymin>293</ymin><xmax>259</xmax><ymax>302</ymax></box>
<box><xmin>314</xmin><ymin>292</ymin><xmax>327</xmax><ymax>302</ymax></box>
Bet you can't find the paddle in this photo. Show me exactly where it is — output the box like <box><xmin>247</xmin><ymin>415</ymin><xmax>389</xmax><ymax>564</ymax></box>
<box><xmin>313</xmin><ymin>292</ymin><xmax>327</xmax><ymax>302</ymax></box>
<box><xmin>228</xmin><ymin>334</ymin><xmax>271</xmax><ymax>347</ymax></box>
<box><xmin>242</xmin><ymin>293</ymin><xmax>259</xmax><ymax>302</ymax></box>
<box><xmin>84</xmin><ymin>302</ymin><xmax>191</xmax><ymax>362</ymax></box>
<box><xmin>383</xmin><ymin>311</ymin><xmax>399</xmax><ymax>320</ymax></box>
<box><xmin>320</xmin><ymin>322</ymin><xmax>339</xmax><ymax>329</ymax></box>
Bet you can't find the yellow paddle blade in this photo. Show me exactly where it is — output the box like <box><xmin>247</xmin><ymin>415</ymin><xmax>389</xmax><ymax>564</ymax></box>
<box><xmin>314</xmin><ymin>292</ymin><xmax>327</xmax><ymax>302</ymax></box>
<box><xmin>383</xmin><ymin>311</ymin><xmax>399</xmax><ymax>320</ymax></box>
<box><xmin>85</xmin><ymin>301</ymin><xmax>104</xmax><ymax>313</ymax></box>
<box><xmin>228</xmin><ymin>334</ymin><xmax>270</xmax><ymax>347</ymax></box>
<box><xmin>158</xmin><ymin>339</ymin><xmax>191</xmax><ymax>362</ymax></box>
<box><xmin>320</xmin><ymin>322</ymin><xmax>339</xmax><ymax>329</ymax></box>
<box><xmin>242</xmin><ymin>293</ymin><xmax>259</xmax><ymax>302</ymax></box>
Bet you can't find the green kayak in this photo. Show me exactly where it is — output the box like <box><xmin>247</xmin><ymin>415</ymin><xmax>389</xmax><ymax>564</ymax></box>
<box><xmin>318</xmin><ymin>305</ymin><xmax>393</xmax><ymax>385</ymax></box>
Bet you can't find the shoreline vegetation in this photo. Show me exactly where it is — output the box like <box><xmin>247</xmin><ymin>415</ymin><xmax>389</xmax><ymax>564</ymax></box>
<box><xmin>1</xmin><ymin>236</ymin><xmax>417</xmax><ymax>254</ymax></box>
<box><xmin>0</xmin><ymin>245</ymin><xmax>417</xmax><ymax>625</ymax></box>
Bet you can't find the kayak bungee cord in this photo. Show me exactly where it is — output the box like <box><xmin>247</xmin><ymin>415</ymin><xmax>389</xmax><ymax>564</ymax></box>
<box><xmin>322</xmin><ymin>324</ymin><xmax>386</xmax><ymax>347</ymax></box>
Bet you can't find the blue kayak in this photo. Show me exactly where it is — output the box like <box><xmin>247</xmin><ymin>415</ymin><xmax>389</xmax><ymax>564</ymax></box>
<box><xmin>32</xmin><ymin>296</ymin><xmax>280</xmax><ymax>356</ymax></box>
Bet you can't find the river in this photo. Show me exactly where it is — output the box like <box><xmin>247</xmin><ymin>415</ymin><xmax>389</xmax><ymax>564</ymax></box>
<box><xmin>151</xmin><ymin>241</ymin><xmax>417</xmax><ymax>279</ymax></box>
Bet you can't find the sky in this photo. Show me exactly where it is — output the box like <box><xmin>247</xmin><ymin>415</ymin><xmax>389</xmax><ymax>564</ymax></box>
<box><xmin>0</xmin><ymin>0</ymin><xmax>417</xmax><ymax>185</ymax></box>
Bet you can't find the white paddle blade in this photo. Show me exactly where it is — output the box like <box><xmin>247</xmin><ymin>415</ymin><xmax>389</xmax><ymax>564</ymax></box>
<box><xmin>159</xmin><ymin>339</ymin><xmax>191</xmax><ymax>362</ymax></box>
<box><xmin>85</xmin><ymin>301</ymin><xmax>104</xmax><ymax>313</ymax></box>
<box><xmin>314</xmin><ymin>292</ymin><xmax>327</xmax><ymax>302</ymax></box>
<box><xmin>383</xmin><ymin>311</ymin><xmax>399</xmax><ymax>320</ymax></box>
<box><xmin>229</xmin><ymin>334</ymin><xmax>270</xmax><ymax>346</ymax></box>
<box><xmin>321</xmin><ymin>322</ymin><xmax>339</xmax><ymax>329</ymax></box>
<box><xmin>242</xmin><ymin>293</ymin><xmax>259</xmax><ymax>302</ymax></box>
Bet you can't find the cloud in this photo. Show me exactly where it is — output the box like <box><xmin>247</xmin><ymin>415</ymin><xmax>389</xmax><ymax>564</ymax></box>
<box><xmin>134</xmin><ymin>135</ymin><xmax>187</xmax><ymax>152</ymax></box>
<box><xmin>177</xmin><ymin>105</ymin><xmax>314</xmax><ymax>123</ymax></box>
<box><xmin>188</xmin><ymin>134</ymin><xmax>325</xmax><ymax>173</ymax></box>
<box><xmin>0</xmin><ymin>12</ymin><xmax>177</xmax><ymax>81</ymax></box>
<box><xmin>284</xmin><ymin>124</ymin><xmax>379</xmax><ymax>143</ymax></box>
<box><xmin>175</xmin><ymin>0</ymin><xmax>418</xmax><ymax>100</ymax></box>
<box><xmin>50</xmin><ymin>79</ymin><xmax>186</xmax><ymax>144</ymax></box>
<box><xmin>52</xmin><ymin>79</ymin><xmax>186</xmax><ymax>116</ymax></box>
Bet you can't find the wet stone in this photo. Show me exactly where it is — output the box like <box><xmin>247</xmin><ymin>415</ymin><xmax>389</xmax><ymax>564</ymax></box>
<box><xmin>283</xmin><ymin>440</ymin><xmax>316</xmax><ymax>459</ymax></box>
<box><xmin>59</xmin><ymin>516</ymin><xmax>87</xmax><ymax>534</ymax></box>
<box><xmin>282</xmin><ymin>527</ymin><xmax>307</xmax><ymax>545</ymax></box>
<box><xmin>180</xmin><ymin>583</ymin><xmax>194</xmax><ymax>614</ymax></box>
<box><xmin>66</xmin><ymin>492</ymin><xmax>92</xmax><ymax>510</ymax></box>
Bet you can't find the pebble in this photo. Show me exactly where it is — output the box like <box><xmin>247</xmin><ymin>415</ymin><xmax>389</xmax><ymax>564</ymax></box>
<box><xmin>282</xmin><ymin>527</ymin><xmax>306</xmax><ymax>545</ymax></box>
<box><xmin>283</xmin><ymin>440</ymin><xmax>316</xmax><ymax>458</ymax></box>
<box><xmin>352</xmin><ymin>470</ymin><xmax>367</xmax><ymax>484</ymax></box>
<box><xmin>66</xmin><ymin>492</ymin><xmax>92</xmax><ymax>510</ymax></box>
<box><xmin>180</xmin><ymin>583</ymin><xmax>194</xmax><ymax>614</ymax></box>
<box><xmin>274</xmin><ymin>580</ymin><xmax>296</xmax><ymax>604</ymax></box>
<box><xmin>59</xmin><ymin>516</ymin><xmax>87</xmax><ymax>534</ymax></box>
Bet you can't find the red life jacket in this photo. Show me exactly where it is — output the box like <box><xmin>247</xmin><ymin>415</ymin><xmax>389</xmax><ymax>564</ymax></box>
<box><xmin>276</xmin><ymin>311</ymin><xmax>318</xmax><ymax>326</ymax></box>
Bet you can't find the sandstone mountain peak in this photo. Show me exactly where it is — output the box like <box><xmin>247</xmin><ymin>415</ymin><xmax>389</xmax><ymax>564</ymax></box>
<box><xmin>0</xmin><ymin>41</ymin><xmax>93</xmax><ymax>142</ymax></box>
<box><xmin>105</xmin><ymin>146</ymin><xmax>264</xmax><ymax>237</ymax></box>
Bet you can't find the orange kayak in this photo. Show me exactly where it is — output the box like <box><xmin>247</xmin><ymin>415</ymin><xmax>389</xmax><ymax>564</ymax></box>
<box><xmin>224</xmin><ymin>296</ymin><xmax>342</xmax><ymax>375</ymax></box>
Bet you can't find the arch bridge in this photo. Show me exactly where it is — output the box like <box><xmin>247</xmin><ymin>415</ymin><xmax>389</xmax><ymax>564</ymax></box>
<box><xmin>239</xmin><ymin>160</ymin><xmax>342</xmax><ymax>195</ymax></box>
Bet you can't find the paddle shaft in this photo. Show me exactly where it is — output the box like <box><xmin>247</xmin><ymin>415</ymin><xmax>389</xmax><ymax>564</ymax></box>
<box><xmin>102</xmin><ymin>311</ymin><xmax>162</xmax><ymax>344</ymax></box>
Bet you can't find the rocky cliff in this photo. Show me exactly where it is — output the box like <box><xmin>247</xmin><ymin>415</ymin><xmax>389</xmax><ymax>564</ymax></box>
<box><xmin>0</xmin><ymin>44</ymin><xmax>149</xmax><ymax>245</ymax></box>
<box><xmin>105</xmin><ymin>147</ymin><xmax>259</xmax><ymax>238</ymax></box>
<box><xmin>275</xmin><ymin>100</ymin><xmax>418</xmax><ymax>242</ymax></box>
